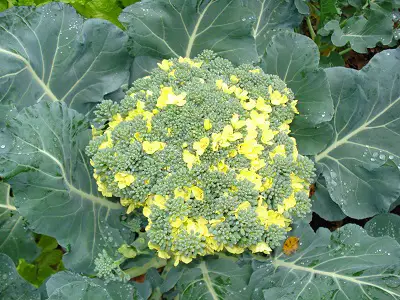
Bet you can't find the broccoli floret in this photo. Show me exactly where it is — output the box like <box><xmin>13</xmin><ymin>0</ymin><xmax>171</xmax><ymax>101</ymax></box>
<box><xmin>87</xmin><ymin>51</ymin><xmax>315</xmax><ymax>265</ymax></box>
<box><xmin>94</xmin><ymin>250</ymin><xmax>129</xmax><ymax>283</ymax></box>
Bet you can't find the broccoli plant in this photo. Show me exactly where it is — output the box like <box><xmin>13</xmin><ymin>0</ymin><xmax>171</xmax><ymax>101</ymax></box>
<box><xmin>0</xmin><ymin>1</ymin><xmax>400</xmax><ymax>300</ymax></box>
<box><xmin>87</xmin><ymin>52</ymin><xmax>315</xmax><ymax>265</ymax></box>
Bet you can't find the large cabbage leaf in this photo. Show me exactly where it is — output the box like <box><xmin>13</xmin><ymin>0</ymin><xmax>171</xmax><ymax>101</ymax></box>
<box><xmin>0</xmin><ymin>253</ymin><xmax>40</xmax><ymax>300</ymax></box>
<box><xmin>314</xmin><ymin>49</ymin><xmax>400</xmax><ymax>219</ymax></box>
<box><xmin>46</xmin><ymin>271</ymin><xmax>135</xmax><ymax>300</ymax></box>
<box><xmin>249</xmin><ymin>222</ymin><xmax>400</xmax><ymax>299</ymax></box>
<box><xmin>261</xmin><ymin>32</ymin><xmax>334</xmax><ymax>155</ymax></box>
<box><xmin>0</xmin><ymin>182</ymin><xmax>39</xmax><ymax>264</ymax></box>
<box><xmin>0</xmin><ymin>3</ymin><xmax>130</xmax><ymax>117</ymax></box>
<box><xmin>243</xmin><ymin>0</ymin><xmax>304</xmax><ymax>57</ymax></box>
<box><xmin>119</xmin><ymin>0</ymin><xmax>258</xmax><ymax>64</ymax></box>
<box><xmin>161</xmin><ymin>256</ymin><xmax>252</xmax><ymax>299</ymax></box>
<box><xmin>0</xmin><ymin>101</ymin><xmax>125</xmax><ymax>274</ymax></box>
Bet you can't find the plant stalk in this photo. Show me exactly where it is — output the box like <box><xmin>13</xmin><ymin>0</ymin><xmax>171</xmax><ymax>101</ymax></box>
<box><xmin>306</xmin><ymin>17</ymin><xmax>316</xmax><ymax>40</ymax></box>
<box><xmin>124</xmin><ymin>256</ymin><xmax>167</xmax><ymax>278</ymax></box>
<box><xmin>339</xmin><ymin>47</ymin><xmax>352</xmax><ymax>55</ymax></box>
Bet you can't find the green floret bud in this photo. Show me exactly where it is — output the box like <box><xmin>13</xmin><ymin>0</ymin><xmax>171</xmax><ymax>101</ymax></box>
<box><xmin>290</xmin><ymin>191</ymin><xmax>312</xmax><ymax>218</ymax></box>
<box><xmin>94</xmin><ymin>250</ymin><xmax>129</xmax><ymax>283</ymax></box>
<box><xmin>264</xmin><ymin>225</ymin><xmax>287</xmax><ymax>249</ymax></box>
<box><xmin>94</xmin><ymin>100</ymin><xmax>119</xmax><ymax>124</ymax></box>
<box><xmin>87</xmin><ymin>50</ymin><xmax>315</xmax><ymax>265</ymax></box>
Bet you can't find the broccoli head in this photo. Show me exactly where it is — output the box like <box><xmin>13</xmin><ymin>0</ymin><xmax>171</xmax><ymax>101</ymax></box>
<box><xmin>87</xmin><ymin>50</ymin><xmax>315</xmax><ymax>266</ymax></box>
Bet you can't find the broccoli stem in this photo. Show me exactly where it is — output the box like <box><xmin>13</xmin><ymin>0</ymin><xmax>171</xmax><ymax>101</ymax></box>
<box><xmin>124</xmin><ymin>256</ymin><xmax>167</xmax><ymax>278</ymax></box>
<box><xmin>306</xmin><ymin>17</ymin><xmax>316</xmax><ymax>40</ymax></box>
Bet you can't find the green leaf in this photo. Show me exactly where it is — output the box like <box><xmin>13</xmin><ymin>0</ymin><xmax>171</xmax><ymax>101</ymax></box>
<box><xmin>261</xmin><ymin>32</ymin><xmax>334</xmax><ymax>154</ymax></box>
<box><xmin>295</xmin><ymin>0</ymin><xmax>310</xmax><ymax>14</ymax></box>
<box><xmin>249</xmin><ymin>222</ymin><xmax>400</xmax><ymax>299</ymax></box>
<box><xmin>0</xmin><ymin>253</ymin><xmax>40</xmax><ymax>300</ymax></box>
<box><xmin>0</xmin><ymin>3</ymin><xmax>130</xmax><ymax>116</ymax></box>
<box><xmin>119</xmin><ymin>0</ymin><xmax>258</xmax><ymax>64</ymax></box>
<box><xmin>291</xmin><ymin>122</ymin><xmax>334</xmax><ymax>155</ymax></box>
<box><xmin>131</xmin><ymin>56</ymin><xmax>160</xmax><ymax>82</ymax></box>
<box><xmin>167</xmin><ymin>256</ymin><xmax>252</xmax><ymax>299</ymax></box>
<box><xmin>311</xmin><ymin>176</ymin><xmax>346</xmax><ymax>221</ymax></box>
<box><xmin>320</xmin><ymin>0</ymin><xmax>340</xmax><ymax>25</ymax></box>
<box><xmin>319</xmin><ymin>51</ymin><xmax>345</xmax><ymax>68</ymax></box>
<box><xmin>243</xmin><ymin>0</ymin><xmax>303</xmax><ymax>57</ymax></box>
<box><xmin>314</xmin><ymin>49</ymin><xmax>400</xmax><ymax>219</ymax></box>
<box><xmin>0</xmin><ymin>101</ymin><xmax>125</xmax><ymax>274</ymax></box>
<box><xmin>365</xmin><ymin>213</ymin><xmax>400</xmax><ymax>244</ymax></box>
<box><xmin>17</xmin><ymin>235</ymin><xmax>65</xmax><ymax>287</ymax></box>
<box><xmin>0</xmin><ymin>182</ymin><xmax>39</xmax><ymax>264</ymax></box>
<box><xmin>46</xmin><ymin>271</ymin><xmax>135</xmax><ymax>300</ymax></box>
<box><xmin>321</xmin><ymin>10</ymin><xmax>393</xmax><ymax>53</ymax></box>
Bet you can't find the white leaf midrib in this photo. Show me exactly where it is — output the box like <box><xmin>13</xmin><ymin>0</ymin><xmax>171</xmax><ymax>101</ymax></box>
<box><xmin>315</xmin><ymin>93</ymin><xmax>400</xmax><ymax>162</ymax></box>
<box><xmin>273</xmin><ymin>259</ymin><xmax>400</xmax><ymax>298</ymax></box>
<box><xmin>0</xmin><ymin>47</ymin><xmax>59</xmax><ymax>102</ymax></box>
<box><xmin>13</xmin><ymin>134</ymin><xmax>120</xmax><ymax>210</ymax></box>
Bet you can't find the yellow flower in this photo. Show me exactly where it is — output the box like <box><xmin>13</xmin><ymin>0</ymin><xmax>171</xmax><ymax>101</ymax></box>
<box><xmin>174</xmin><ymin>187</ymin><xmax>191</xmax><ymax>200</ymax></box>
<box><xmin>228</xmin><ymin>149</ymin><xmax>237</xmax><ymax>157</ymax></box>
<box><xmin>215</xmin><ymin>79</ymin><xmax>235</xmax><ymax>94</ymax></box>
<box><xmin>290</xmin><ymin>174</ymin><xmax>305</xmax><ymax>191</ymax></box>
<box><xmin>183</xmin><ymin>150</ymin><xmax>199</xmax><ymax>169</ymax></box>
<box><xmin>170</xmin><ymin>217</ymin><xmax>186</xmax><ymax>228</ymax></box>
<box><xmin>291</xmin><ymin>100</ymin><xmax>299</xmax><ymax>114</ymax></box>
<box><xmin>225</xmin><ymin>245</ymin><xmax>244</xmax><ymax>254</ymax></box>
<box><xmin>250</xmin><ymin>159</ymin><xmax>266</xmax><ymax>171</ymax></box>
<box><xmin>268</xmin><ymin>85</ymin><xmax>288</xmax><ymax>105</ymax></box>
<box><xmin>204</xmin><ymin>119</ymin><xmax>212</xmax><ymax>130</ymax></box>
<box><xmin>191</xmin><ymin>186</ymin><xmax>204</xmax><ymax>200</ymax></box>
<box><xmin>99</xmin><ymin>130</ymin><xmax>113</xmax><ymax>149</ymax></box>
<box><xmin>256</xmin><ymin>206</ymin><xmax>289</xmax><ymax>228</ymax></box>
<box><xmin>157</xmin><ymin>87</ymin><xmax>187</xmax><ymax>108</ymax></box>
<box><xmin>250</xmin><ymin>110</ymin><xmax>267</xmax><ymax>127</ymax></box>
<box><xmin>263</xmin><ymin>178</ymin><xmax>273</xmax><ymax>190</ymax></box>
<box><xmin>174</xmin><ymin>255</ymin><xmax>193</xmax><ymax>266</ymax></box>
<box><xmin>283</xmin><ymin>193</ymin><xmax>296</xmax><ymax>211</ymax></box>
<box><xmin>256</xmin><ymin>97</ymin><xmax>272</xmax><ymax>113</ymax></box>
<box><xmin>221</xmin><ymin>125</ymin><xmax>243</xmax><ymax>142</ymax></box>
<box><xmin>237</xmin><ymin>169</ymin><xmax>262</xmax><ymax>190</ymax></box>
<box><xmin>236</xmin><ymin>201</ymin><xmax>251</xmax><ymax>212</ymax></box>
<box><xmin>153</xmin><ymin>195</ymin><xmax>167</xmax><ymax>209</ymax></box>
<box><xmin>134</xmin><ymin>132</ymin><xmax>142</xmax><ymax>142</ymax></box>
<box><xmin>238</xmin><ymin>139</ymin><xmax>264</xmax><ymax>160</ymax></box>
<box><xmin>143</xmin><ymin>206</ymin><xmax>151</xmax><ymax>218</ymax></box>
<box><xmin>234</xmin><ymin>87</ymin><xmax>249</xmax><ymax>101</ymax></box>
<box><xmin>157</xmin><ymin>59</ymin><xmax>173</xmax><ymax>71</ymax></box>
<box><xmin>114</xmin><ymin>172</ymin><xmax>135</xmax><ymax>189</ymax></box>
<box><xmin>142</xmin><ymin>141</ymin><xmax>166</xmax><ymax>154</ymax></box>
<box><xmin>217</xmin><ymin>160</ymin><xmax>229</xmax><ymax>173</ymax></box>
<box><xmin>168</xmin><ymin>69</ymin><xmax>176</xmax><ymax>77</ymax></box>
<box><xmin>269</xmin><ymin>145</ymin><xmax>286</xmax><ymax>159</ymax></box>
<box><xmin>230</xmin><ymin>75</ymin><xmax>239</xmax><ymax>84</ymax></box>
<box><xmin>193</xmin><ymin>137</ymin><xmax>210</xmax><ymax>156</ymax></box>
<box><xmin>178</xmin><ymin>57</ymin><xmax>203</xmax><ymax>68</ymax></box>
<box><xmin>261</xmin><ymin>129</ymin><xmax>274</xmax><ymax>144</ymax></box>
<box><xmin>249</xmin><ymin>69</ymin><xmax>260</xmax><ymax>74</ymax></box>
<box><xmin>158</xmin><ymin>251</ymin><xmax>171</xmax><ymax>260</ymax></box>
<box><xmin>142</xmin><ymin>111</ymin><xmax>154</xmax><ymax>132</ymax></box>
<box><xmin>241</xmin><ymin>99</ymin><xmax>256</xmax><ymax>110</ymax></box>
<box><xmin>249</xmin><ymin>242</ymin><xmax>272</xmax><ymax>254</ymax></box>
<box><xmin>97</xmin><ymin>180</ymin><xmax>112</xmax><ymax>197</ymax></box>
<box><xmin>206</xmin><ymin>237</ymin><xmax>223</xmax><ymax>252</ymax></box>
<box><xmin>209</xmin><ymin>217</ymin><xmax>225</xmax><ymax>225</ymax></box>
<box><xmin>91</xmin><ymin>125</ymin><xmax>102</xmax><ymax>137</ymax></box>
<box><xmin>120</xmin><ymin>198</ymin><xmax>140</xmax><ymax>214</ymax></box>
<box><xmin>231</xmin><ymin>114</ymin><xmax>246</xmax><ymax>129</ymax></box>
